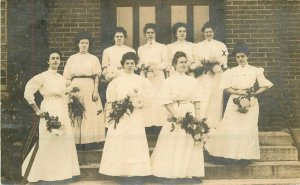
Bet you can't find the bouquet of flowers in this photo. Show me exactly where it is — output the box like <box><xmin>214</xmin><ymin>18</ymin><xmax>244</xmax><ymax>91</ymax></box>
<box><xmin>140</xmin><ymin>64</ymin><xmax>155</xmax><ymax>78</ymax></box>
<box><xmin>102</xmin><ymin>66</ymin><xmax>119</xmax><ymax>83</ymax></box>
<box><xmin>108</xmin><ymin>88</ymin><xmax>143</xmax><ymax>129</ymax></box>
<box><xmin>68</xmin><ymin>87</ymin><xmax>85</xmax><ymax>124</ymax></box>
<box><xmin>44</xmin><ymin>112</ymin><xmax>62</xmax><ymax>133</ymax></box>
<box><xmin>168</xmin><ymin>112</ymin><xmax>210</xmax><ymax>142</ymax></box>
<box><xmin>201</xmin><ymin>59</ymin><xmax>222</xmax><ymax>74</ymax></box>
<box><xmin>233</xmin><ymin>87</ymin><xmax>256</xmax><ymax>114</ymax></box>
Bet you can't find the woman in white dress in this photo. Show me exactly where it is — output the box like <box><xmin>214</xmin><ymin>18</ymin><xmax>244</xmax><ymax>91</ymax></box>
<box><xmin>192</xmin><ymin>21</ymin><xmax>229</xmax><ymax>128</ymax></box>
<box><xmin>151</xmin><ymin>51</ymin><xmax>204</xmax><ymax>180</ymax></box>
<box><xmin>63</xmin><ymin>31</ymin><xmax>105</xmax><ymax>144</ymax></box>
<box><xmin>167</xmin><ymin>22</ymin><xmax>194</xmax><ymax>76</ymax></box>
<box><xmin>99</xmin><ymin>52</ymin><xmax>152</xmax><ymax>178</ymax></box>
<box><xmin>205</xmin><ymin>43</ymin><xmax>273</xmax><ymax>162</ymax></box>
<box><xmin>138</xmin><ymin>23</ymin><xmax>168</xmax><ymax>127</ymax></box>
<box><xmin>22</xmin><ymin>49</ymin><xmax>80</xmax><ymax>183</ymax></box>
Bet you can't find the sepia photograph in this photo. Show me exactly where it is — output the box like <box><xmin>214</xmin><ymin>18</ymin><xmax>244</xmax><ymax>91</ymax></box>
<box><xmin>1</xmin><ymin>0</ymin><xmax>300</xmax><ymax>184</ymax></box>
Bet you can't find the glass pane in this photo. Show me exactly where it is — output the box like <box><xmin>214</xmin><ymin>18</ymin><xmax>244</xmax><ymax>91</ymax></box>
<box><xmin>139</xmin><ymin>7</ymin><xmax>155</xmax><ymax>46</ymax></box>
<box><xmin>193</xmin><ymin>6</ymin><xmax>209</xmax><ymax>43</ymax></box>
<box><xmin>117</xmin><ymin>7</ymin><xmax>133</xmax><ymax>47</ymax></box>
<box><xmin>171</xmin><ymin>6</ymin><xmax>187</xmax><ymax>25</ymax></box>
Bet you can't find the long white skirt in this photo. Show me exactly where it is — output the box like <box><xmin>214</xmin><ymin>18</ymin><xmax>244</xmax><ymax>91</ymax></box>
<box><xmin>205</xmin><ymin>95</ymin><xmax>260</xmax><ymax>160</ymax></box>
<box><xmin>22</xmin><ymin>98</ymin><xmax>80</xmax><ymax>182</ymax></box>
<box><xmin>71</xmin><ymin>78</ymin><xmax>105</xmax><ymax>144</ymax></box>
<box><xmin>99</xmin><ymin>109</ymin><xmax>152</xmax><ymax>176</ymax></box>
<box><xmin>151</xmin><ymin>103</ymin><xmax>205</xmax><ymax>178</ymax></box>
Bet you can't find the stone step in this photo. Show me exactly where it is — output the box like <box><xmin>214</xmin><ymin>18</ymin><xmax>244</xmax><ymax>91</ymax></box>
<box><xmin>78</xmin><ymin>161</ymin><xmax>300</xmax><ymax>180</ymax></box>
<box><xmin>77</xmin><ymin>145</ymin><xmax>298</xmax><ymax>164</ymax></box>
<box><xmin>69</xmin><ymin>178</ymin><xmax>300</xmax><ymax>185</ymax></box>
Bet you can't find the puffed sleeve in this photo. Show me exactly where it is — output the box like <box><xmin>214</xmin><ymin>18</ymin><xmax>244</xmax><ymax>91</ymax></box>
<box><xmin>257</xmin><ymin>67</ymin><xmax>273</xmax><ymax>88</ymax></box>
<box><xmin>102</xmin><ymin>48</ymin><xmax>109</xmax><ymax>68</ymax></box>
<box><xmin>221</xmin><ymin>68</ymin><xmax>232</xmax><ymax>89</ymax></box>
<box><xmin>63</xmin><ymin>57</ymin><xmax>72</xmax><ymax>81</ymax></box>
<box><xmin>106</xmin><ymin>79</ymin><xmax>117</xmax><ymax>102</ymax></box>
<box><xmin>192</xmin><ymin>44</ymin><xmax>200</xmax><ymax>63</ymax></box>
<box><xmin>191</xmin><ymin>79</ymin><xmax>203</xmax><ymax>102</ymax></box>
<box><xmin>218</xmin><ymin>42</ymin><xmax>228</xmax><ymax>68</ymax></box>
<box><xmin>159</xmin><ymin>79</ymin><xmax>173</xmax><ymax>105</ymax></box>
<box><xmin>24</xmin><ymin>74</ymin><xmax>43</xmax><ymax>105</ymax></box>
<box><xmin>92</xmin><ymin>56</ymin><xmax>102</xmax><ymax>75</ymax></box>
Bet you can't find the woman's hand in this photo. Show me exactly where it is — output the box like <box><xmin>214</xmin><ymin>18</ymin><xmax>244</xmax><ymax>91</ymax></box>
<box><xmin>36</xmin><ymin>109</ymin><xmax>45</xmax><ymax>117</ymax></box>
<box><xmin>92</xmin><ymin>90</ymin><xmax>99</xmax><ymax>102</ymax></box>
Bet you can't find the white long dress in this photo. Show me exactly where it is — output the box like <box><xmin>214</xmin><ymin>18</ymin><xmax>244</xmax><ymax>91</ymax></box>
<box><xmin>205</xmin><ymin>65</ymin><xmax>273</xmax><ymax>159</ymax></box>
<box><xmin>63</xmin><ymin>52</ymin><xmax>105</xmax><ymax>144</ymax></box>
<box><xmin>138</xmin><ymin>41</ymin><xmax>168</xmax><ymax>126</ymax></box>
<box><xmin>193</xmin><ymin>39</ymin><xmax>228</xmax><ymax>128</ymax></box>
<box><xmin>151</xmin><ymin>72</ymin><xmax>205</xmax><ymax>178</ymax></box>
<box><xmin>99</xmin><ymin>73</ymin><xmax>152</xmax><ymax>176</ymax></box>
<box><xmin>22</xmin><ymin>69</ymin><xmax>80</xmax><ymax>182</ymax></box>
<box><xmin>167</xmin><ymin>40</ymin><xmax>194</xmax><ymax>75</ymax></box>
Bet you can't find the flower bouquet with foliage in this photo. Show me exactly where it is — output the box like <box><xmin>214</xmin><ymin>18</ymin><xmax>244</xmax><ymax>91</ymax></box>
<box><xmin>140</xmin><ymin>64</ymin><xmax>155</xmax><ymax>78</ymax></box>
<box><xmin>102</xmin><ymin>66</ymin><xmax>120</xmax><ymax>83</ymax></box>
<box><xmin>68</xmin><ymin>87</ymin><xmax>85</xmax><ymax>125</ymax></box>
<box><xmin>168</xmin><ymin>112</ymin><xmax>210</xmax><ymax>142</ymax></box>
<box><xmin>108</xmin><ymin>88</ymin><xmax>143</xmax><ymax>129</ymax></box>
<box><xmin>233</xmin><ymin>87</ymin><xmax>256</xmax><ymax>114</ymax></box>
<box><xmin>44</xmin><ymin>112</ymin><xmax>62</xmax><ymax>135</ymax></box>
<box><xmin>201</xmin><ymin>59</ymin><xmax>222</xmax><ymax>74</ymax></box>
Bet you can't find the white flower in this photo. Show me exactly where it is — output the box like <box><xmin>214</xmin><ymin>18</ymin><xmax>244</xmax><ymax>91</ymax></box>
<box><xmin>193</xmin><ymin>133</ymin><xmax>202</xmax><ymax>141</ymax></box>
<box><xmin>105</xmin><ymin>67</ymin><xmax>119</xmax><ymax>82</ymax></box>
<box><xmin>212</xmin><ymin>65</ymin><xmax>222</xmax><ymax>73</ymax></box>
<box><xmin>239</xmin><ymin>98</ymin><xmax>251</xmax><ymax>108</ymax></box>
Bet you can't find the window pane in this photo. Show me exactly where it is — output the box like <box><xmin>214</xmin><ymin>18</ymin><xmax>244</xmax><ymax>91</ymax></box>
<box><xmin>139</xmin><ymin>7</ymin><xmax>155</xmax><ymax>46</ymax></box>
<box><xmin>117</xmin><ymin>7</ymin><xmax>133</xmax><ymax>47</ymax></box>
<box><xmin>193</xmin><ymin>6</ymin><xmax>209</xmax><ymax>43</ymax></box>
<box><xmin>171</xmin><ymin>6</ymin><xmax>187</xmax><ymax>25</ymax></box>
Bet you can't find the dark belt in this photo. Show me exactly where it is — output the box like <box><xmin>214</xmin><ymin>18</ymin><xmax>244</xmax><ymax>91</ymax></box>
<box><xmin>71</xmin><ymin>75</ymin><xmax>95</xmax><ymax>80</ymax></box>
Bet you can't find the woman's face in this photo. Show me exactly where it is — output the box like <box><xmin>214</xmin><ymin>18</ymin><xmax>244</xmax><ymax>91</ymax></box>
<box><xmin>78</xmin><ymin>39</ymin><xmax>89</xmax><ymax>53</ymax></box>
<box><xmin>123</xmin><ymin>59</ymin><xmax>136</xmax><ymax>74</ymax></box>
<box><xmin>236</xmin><ymin>52</ymin><xmax>248</xmax><ymax>67</ymax></box>
<box><xmin>204</xmin><ymin>28</ymin><xmax>214</xmax><ymax>41</ymax></box>
<box><xmin>145</xmin><ymin>28</ymin><xmax>156</xmax><ymax>42</ymax></box>
<box><xmin>175</xmin><ymin>56</ymin><xmax>188</xmax><ymax>73</ymax></box>
<box><xmin>114</xmin><ymin>32</ymin><xmax>125</xmax><ymax>46</ymax></box>
<box><xmin>176</xmin><ymin>27</ymin><xmax>186</xmax><ymax>41</ymax></box>
<box><xmin>48</xmin><ymin>53</ymin><xmax>61</xmax><ymax>70</ymax></box>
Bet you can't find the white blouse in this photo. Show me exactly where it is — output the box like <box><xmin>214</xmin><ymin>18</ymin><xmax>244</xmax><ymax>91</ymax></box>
<box><xmin>106</xmin><ymin>73</ymin><xmax>152</xmax><ymax>104</ymax></box>
<box><xmin>138</xmin><ymin>41</ymin><xmax>168</xmax><ymax>69</ymax></box>
<box><xmin>222</xmin><ymin>65</ymin><xmax>273</xmax><ymax>90</ymax></box>
<box><xmin>102</xmin><ymin>45</ymin><xmax>136</xmax><ymax>69</ymax></box>
<box><xmin>63</xmin><ymin>53</ymin><xmax>101</xmax><ymax>80</ymax></box>
<box><xmin>24</xmin><ymin>69</ymin><xmax>67</xmax><ymax>104</ymax></box>
<box><xmin>193</xmin><ymin>39</ymin><xmax>228</xmax><ymax>67</ymax></box>
<box><xmin>160</xmin><ymin>72</ymin><xmax>203</xmax><ymax>105</ymax></box>
<box><xmin>167</xmin><ymin>40</ymin><xmax>194</xmax><ymax>65</ymax></box>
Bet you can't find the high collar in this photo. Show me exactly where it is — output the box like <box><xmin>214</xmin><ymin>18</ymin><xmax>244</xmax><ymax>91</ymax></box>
<box><xmin>147</xmin><ymin>40</ymin><xmax>156</xmax><ymax>45</ymax></box>
<box><xmin>47</xmin><ymin>68</ymin><xmax>58</xmax><ymax>74</ymax></box>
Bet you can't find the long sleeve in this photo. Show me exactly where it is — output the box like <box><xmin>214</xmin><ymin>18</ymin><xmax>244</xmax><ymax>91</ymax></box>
<box><xmin>158</xmin><ymin>45</ymin><xmax>169</xmax><ymax>70</ymax></box>
<box><xmin>24</xmin><ymin>74</ymin><xmax>43</xmax><ymax>105</ymax></box>
<box><xmin>218</xmin><ymin>42</ymin><xmax>228</xmax><ymax>68</ymax></box>
<box><xmin>63</xmin><ymin>57</ymin><xmax>72</xmax><ymax>81</ymax></box>
<box><xmin>106</xmin><ymin>80</ymin><xmax>117</xmax><ymax>102</ymax></box>
<box><xmin>159</xmin><ymin>79</ymin><xmax>173</xmax><ymax>105</ymax></box>
<box><xmin>102</xmin><ymin>48</ymin><xmax>110</xmax><ymax>68</ymax></box>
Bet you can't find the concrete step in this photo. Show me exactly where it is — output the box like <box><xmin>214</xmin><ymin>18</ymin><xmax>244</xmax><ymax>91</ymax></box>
<box><xmin>77</xmin><ymin>145</ymin><xmax>298</xmax><ymax>164</ymax></box>
<box><xmin>78</xmin><ymin>161</ymin><xmax>300</xmax><ymax>180</ymax></box>
<box><xmin>69</xmin><ymin>178</ymin><xmax>300</xmax><ymax>185</ymax></box>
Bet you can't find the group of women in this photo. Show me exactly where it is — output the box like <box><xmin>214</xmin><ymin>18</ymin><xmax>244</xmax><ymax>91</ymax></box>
<box><xmin>22</xmin><ymin>21</ymin><xmax>273</xmax><ymax>184</ymax></box>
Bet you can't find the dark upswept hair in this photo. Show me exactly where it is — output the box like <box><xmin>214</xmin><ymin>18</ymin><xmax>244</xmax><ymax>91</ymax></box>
<box><xmin>113</xmin><ymin>27</ymin><xmax>128</xmax><ymax>38</ymax></box>
<box><xmin>201</xmin><ymin>21</ymin><xmax>215</xmax><ymax>32</ymax></box>
<box><xmin>74</xmin><ymin>31</ymin><xmax>93</xmax><ymax>45</ymax></box>
<box><xmin>172</xmin><ymin>22</ymin><xmax>188</xmax><ymax>35</ymax></box>
<box><xmin>172</xmin><ymin>51</ymin><xmax>187</xmax><ymax>67</ymax></box>
<box><xmin>232</xmin><ymin>43</ymin><xmax>250</xmax><ymax>57</ymax></box>
<box><xmin>47</xmin><ymin>48</ymin><xmax>61</xmax><ymax>60</ymax></box>
<box><xmin>143</xmin><ymin>23</ymin><xmax>157</xmax><ymax>34</ymax></box>
<box><xmin>120</xmin><ymin>52</ymin><xmax>139</xmax><ymax>66</ymax></box>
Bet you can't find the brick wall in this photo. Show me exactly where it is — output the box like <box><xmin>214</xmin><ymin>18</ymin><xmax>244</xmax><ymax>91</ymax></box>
<box><xmin>225</xmin><ymin>0</ymin><xmax>300</xmax><ymax>129</ymax></box>
<box><xmin>48</xmin><ymin>0</ymin><xmax>101</xmax><ymax>70</ymax></box>
<box><xmin>1</xmin><ymin>0</ymin><xmax>7</xmax><ymax>99</ymax></box>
